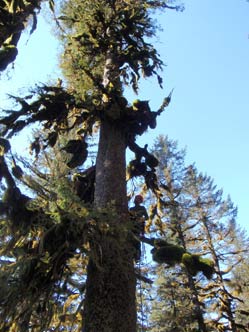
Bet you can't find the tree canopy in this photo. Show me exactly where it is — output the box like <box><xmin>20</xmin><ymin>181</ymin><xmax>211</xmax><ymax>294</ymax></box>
<box><xmin>1</xmin><ymin>1</ymin><xmax>247</xmax><ymax>332</ymax></box>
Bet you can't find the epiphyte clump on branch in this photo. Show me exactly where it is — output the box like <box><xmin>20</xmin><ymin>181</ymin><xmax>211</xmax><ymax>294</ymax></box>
<box><xmin>61</xmin><ymin>137</ymin><xmax>88</xmax><ymax>169</ymax></box>
<box><xmin>73</xmin><ymin>166</ymin><xmax>95</xmax><ymax>203</ymax></box>
<box><xmin>151</xmin><ymin>239</ymin><xmax>214</xmax><ymax>279</ymax></box>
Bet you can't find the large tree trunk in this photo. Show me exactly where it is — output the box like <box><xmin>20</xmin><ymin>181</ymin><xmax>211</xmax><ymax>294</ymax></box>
<box><xmin>94</xmin><ymin>120</ymin><xmax>127</xmax><ymax>212</ymax></box>
<box><xmin>82</xmin><ymin>119</ymin><xmax>137</xmax><ymax>332</ymax></box>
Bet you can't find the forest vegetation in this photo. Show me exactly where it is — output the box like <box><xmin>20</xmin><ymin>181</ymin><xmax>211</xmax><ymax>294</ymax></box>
<box><xmin>0</xmin><ymin>1</ymin><xmax>248</xmax><ymax>331</ymax></box>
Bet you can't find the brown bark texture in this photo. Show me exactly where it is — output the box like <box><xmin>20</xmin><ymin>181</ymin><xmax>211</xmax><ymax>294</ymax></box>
<box><xmin>94</xmin><ymin>120</ymin><xmax>127</xmax><ymax>212</ymax></box>
<box><xmin>82</xmin><ymin>119</ymin><xmax>137</xmax><ymax>332</ymax></box>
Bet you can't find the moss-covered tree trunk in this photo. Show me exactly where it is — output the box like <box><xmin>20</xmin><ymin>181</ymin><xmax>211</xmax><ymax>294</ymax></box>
<box><xmin>82</xmin><ymin>119</ymin><xmax>137</xmax><ymax>331</ymax></box>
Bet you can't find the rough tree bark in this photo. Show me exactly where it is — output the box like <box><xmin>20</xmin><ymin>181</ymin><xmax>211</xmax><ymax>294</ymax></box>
<box><xmin>82</xmin><ymin>54</ymin><xmax>137</xmax><ymax>331</ymax></box>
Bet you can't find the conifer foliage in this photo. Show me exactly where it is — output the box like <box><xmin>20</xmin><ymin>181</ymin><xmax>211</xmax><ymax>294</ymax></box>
<box><xmin>3</xmin><ymin>1</ymin><xmax>245</xmax><ymax>331</ymax></box>
<box><xmin>0</xmin><ymin>1</ymin><xmax>186</xmax><ymax>331</ymax></box>
<box><xmin>148</xmin><ymin>136</ymin><xmax>249</xmax><ymax>332</ymax></box>
<box><xmin>0</xmin><ymin>0</ymin><xmax>52</xmax><ymax>71</ymax></box>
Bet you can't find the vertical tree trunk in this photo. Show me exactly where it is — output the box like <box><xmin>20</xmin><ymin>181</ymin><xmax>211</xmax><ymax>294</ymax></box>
<box><xmin>171</xmin><ymin>205</ymin><xmax>207</xmax><ymax>332</ymax></box>
<box><xmin>82</xmin><ymin>119</ymin><xmax>137</xmax><ymax>332</ymax></box>
<box><xmin>94</xmin><ymin>120</ymin><xmax>127</xmax><ymax>212</ymax></box>
<box><xmin>187</xmin><ymin>276</ymin><xmax>208</xmax><ymax>332</ymax></box>
<box><xmin>202</xmin><ymin>217</ymin><xmax>237</xmax><ymax>332</ymax></box>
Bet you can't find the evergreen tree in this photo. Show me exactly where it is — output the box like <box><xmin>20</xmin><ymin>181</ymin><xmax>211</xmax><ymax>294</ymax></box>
<box><xmin>227</xmin><ymin>228</ymin><xmax>249</xmax><ymax>332</ymax></box>
<box><xmin>0</xmin><ymin>2</ymin><xmax>193</xmax><ymax>332</ymax></box>
<box><xmin>184</xmin><ymin>165</ymin><xmax>244</xmax><ymax>332</ymax></box>
<box><xmin>148</xmin><ymin>136</ymin><xmax>247</xmax><ymax>332</ymax></box>
<box><xmin>148</xmin><ymin>136</ymin><xmax>210</xmax><ymax>332</ymax></box>
<box><xmin>150</xmin><ymin>265</ymin><xmax>200</xmax><ymax>332</ymax></box>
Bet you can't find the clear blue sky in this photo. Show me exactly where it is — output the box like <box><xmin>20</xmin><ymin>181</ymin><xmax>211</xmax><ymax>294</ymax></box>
<box><xmin>0</xmin><ymin>0</ymin><xmax>248</xmax><ymax>229</ymax></box>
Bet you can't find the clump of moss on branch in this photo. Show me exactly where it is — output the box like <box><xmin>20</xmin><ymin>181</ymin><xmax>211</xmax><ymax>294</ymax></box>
<box><xmin>150</xmin><ymin>239</ymin><xmax>214</xmax><ymax>279</ymax></box>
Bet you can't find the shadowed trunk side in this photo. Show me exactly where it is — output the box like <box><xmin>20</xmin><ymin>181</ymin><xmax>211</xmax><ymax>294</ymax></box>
<box><xmin>82</xmin><ymin>119</ymin><xmax>137</xmax><ymax>332</ymax></box>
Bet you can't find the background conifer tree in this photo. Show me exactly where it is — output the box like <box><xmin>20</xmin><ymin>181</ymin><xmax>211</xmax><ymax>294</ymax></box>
<box><xmin>147</xmin><ymin>136</ymin><xmax>248</xmax><ymax>332</ymax></box>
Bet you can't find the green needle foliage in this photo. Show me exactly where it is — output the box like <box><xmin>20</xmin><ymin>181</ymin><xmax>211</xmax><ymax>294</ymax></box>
<box><xmin>0</xmin><ymin>0</ymin><xmax>53</xmax><ymax>71</ymax></box>
<box><xmin>0</xmin><ymin>1</ymin><xmax>211</xmax><ymax>331</ymax></box>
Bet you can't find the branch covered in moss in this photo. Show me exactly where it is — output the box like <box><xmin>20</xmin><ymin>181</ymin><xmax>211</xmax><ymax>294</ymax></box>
<box><xmin>142</xmin><ymin>237</ymin><xmax>214</xmax><ymax>279</ymax></box>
